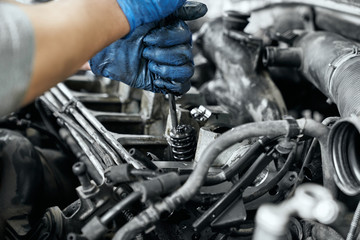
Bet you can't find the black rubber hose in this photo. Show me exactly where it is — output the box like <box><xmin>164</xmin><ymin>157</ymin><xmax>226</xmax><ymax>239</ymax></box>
<box><xmin>179</xmin><ymin>137</ymin><xmax>273</xmax><ymax>186</ymax></box>
<box><xmin>112</xmin><ymin>119</ymin><xmax>328</xmax><ymax>240</ymax></box>
<box><xmin>224</xmin><ymin>137</ymin><xmax>272</xmax><ymax>180</ymax></box>
<box><xmin>35</xmin><ymin>99</ymin><xmax>62</xmax><ymax>141</ymax></box>
<box><xmin>112</xmin><ymin>120</ymin><xmax>289</xmax><ymax>240</ymax></box>
<box><xmin>165</xmin><ymin>119</ymin><xmax>326</xmax><ymax>210</ymax></box>
<box><xmin>204</xmin><ymin>137</ymin><xmax>270</xmax><ymax>186</ymax></box>
<box><xmin>130</xmin><ymin>169</ymin><xmax>159</xmax><ymax>178</ymax></box>
<box><xmin>263</xmin><ymin>47</ymin><xmax>302</xmax><ymax>68</ymax></box>
<box><xmin>120</xmin><ymin>210</ymin><xmax>144</xmax><ymax>240</ymax></box>
<box><xmin>129</xmin><ymin>148</ymin><xmax>158</xmax><ymax>171</ymax></box>
<box><xmin>101</xmin><ymin>192</ymin><xmax>142</xmax><ymax>225</ymax></box>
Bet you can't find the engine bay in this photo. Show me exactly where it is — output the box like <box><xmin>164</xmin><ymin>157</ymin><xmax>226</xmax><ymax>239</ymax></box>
<box><xmin>3</xmin><ymin>1</ymin><xmax>360</xmax><ymax>239</ymax></box>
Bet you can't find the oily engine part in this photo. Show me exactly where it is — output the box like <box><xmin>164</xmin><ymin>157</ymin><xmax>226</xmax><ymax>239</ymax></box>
<box><xmin>196</xmin><ymin>15</ymin><xmax>287</xmax><ymax>125</ymax></box>
<box><xmin>5</xmin><ymin>1</ymin><xmax>360</xmax><ymax>240</ymax></box>
<box><xmin>264</xmin><ymin>30</ymin><xmax>360</xmax><ymax>195</ymax></box>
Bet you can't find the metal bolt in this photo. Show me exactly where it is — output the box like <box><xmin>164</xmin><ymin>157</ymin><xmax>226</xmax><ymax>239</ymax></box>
<box><xmin>72</xmin><ymin>162</ymin><xmax>92</xmax><ymax>191</ymax></box>
<box><xmin>191</xmin><ymin>105</ymin><xmax>212</xmax><ymax>122</ymax></box>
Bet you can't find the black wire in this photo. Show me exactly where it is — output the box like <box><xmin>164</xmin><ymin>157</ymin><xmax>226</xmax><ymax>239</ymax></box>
<box><xmin>296</xmin><ymin>138</ymin><xmax>319</xmax><ymax>184</ymax></box>
<box><xmin>180</xmin><ymin>137</ymin><xmax>276</xmax><ymax>186</ymax></box>
<box><xmin>130</xmin><ymin>169</ymin><xmax>159</xmax><ymax>178</ymax></box>
<box><xmin>243</xmin><ymin>145</ymin><xmax>297</xmax><ymax>203</ymax></box>
<box><xmin>35</xmin><ymin>99</ymin><xmax>72</xmax><ymax>153</ymax></box>
<box><xmin>287</xmin><ymin>138</ymin><xmax>318</xmax><ymax>197</ymax></box>
<box><xmin>0</xmin><ymin>114</ymin><xmax>71</xmax><ymax>155</ymax></box>
<box><xmin>101</xmin><ymin>191</ymin><xmax>142</xmax><ymax>225</ymax></box>
<box><xmin>35</xmin><ymin>99</ymin><xmax>60</xmax><ymax>139</ymax></box>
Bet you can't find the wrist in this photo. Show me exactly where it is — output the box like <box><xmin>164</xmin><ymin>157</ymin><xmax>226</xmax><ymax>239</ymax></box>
<box><xmin>116</xmin><ymin>0</ymin><xmax>138</xmax><ymax>31</ymax></box>
<box><xmin>97</xmin><ymin>0</ymin><xmax>131</xmax><ymax>41</ymax></box>
<box><xmin>115</xmin><ymin>0</ymin><xmax>187</xmax><ymax>31</ymax></box>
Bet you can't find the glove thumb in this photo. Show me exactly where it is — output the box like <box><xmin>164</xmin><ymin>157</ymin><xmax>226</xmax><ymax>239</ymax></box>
<box><xmin>174</xmin><ymin>1</ymin><xmax>208</xmax><ymax>21</ymax></box>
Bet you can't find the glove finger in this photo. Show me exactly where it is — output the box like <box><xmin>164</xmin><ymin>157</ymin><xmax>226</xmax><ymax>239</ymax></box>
<box><xmin>149</xmin><ymin>62</ymin><xmax>194</xmax><ymax>83</ymax></box>
<box><xmin>174</xmin><ymin>1</ymin><xmax>208</xmax><ymax>21</ymax></box>
<box><xmin>153</xmin><ymin>78</ymin><xmax>191</xmax><ymax>95</ymax></box>
<box><xmin>143</xmin><ymin>44</ymin><xmax>192</xmax><ymax>66</ymax></box>
<box><xmin>143</xmin><ymin>20</ymin><xmax>191</xmax><ymax>47</ymax></box>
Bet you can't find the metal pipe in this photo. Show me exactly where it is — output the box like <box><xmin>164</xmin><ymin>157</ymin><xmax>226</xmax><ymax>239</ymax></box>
<box><xmin>39</xmin><ymin>95</ymin><xmax>105</xmax><ymax>181</ymax></box>
<box><xmin>59</xmin><ymin>128</ymin><xmax>103</xmax><ymax>184</ymax></box>
<box><xmin>168</xmin><ymin>94</ymin><xmax>178</xmax><ymax>129</ymax></box>
<box><xmin>51</xmin><ymin>87</ymin><xmax>118</xmax><ymax>168</ymax></box>
<box><xmin>57</xmin><ymin>83</ymin><xmax>145</xmax><ymax>169</ymax></box>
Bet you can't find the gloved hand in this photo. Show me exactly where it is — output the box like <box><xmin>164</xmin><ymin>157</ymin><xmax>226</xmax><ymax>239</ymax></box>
<box><xmin>117</xmin><ymin>0</ymin><xmax>185</xmax><ymax>31</ymax></box>
<box><xmin>90</xmin><ymin>1</ymin><xmax>207</xmax><ymax>95</ymax></box>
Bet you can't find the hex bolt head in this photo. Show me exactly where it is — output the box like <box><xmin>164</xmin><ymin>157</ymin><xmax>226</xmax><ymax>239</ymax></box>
<box><xmin>72</xmin><ymin>162</ymin><xmax>92</xmax><ymax>190</ymax></box>
<box><xmin>72</xmin><ymin>162</ymin><xmax>86</xmax><ymax>176</ymax></box>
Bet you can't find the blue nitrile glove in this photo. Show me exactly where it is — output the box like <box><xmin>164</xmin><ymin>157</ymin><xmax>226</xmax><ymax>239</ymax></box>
<box><xmin>90</xmin><ymin>1</ymin><xmax>207</xmax><ymax>95</ymax></box>
<box><xmin>117</xmin><ymin>0</ymin><xmax>186</xmax><ymax>31</ymax></box>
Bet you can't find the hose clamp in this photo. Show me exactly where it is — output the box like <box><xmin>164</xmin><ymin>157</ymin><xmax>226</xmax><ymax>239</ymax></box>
<box><xmin>326</xmin><ymin>46</ymin><xmax>360</xmax><ymax>99</ymax></box>
<box><xmin>284</xmin><ymin>116</ymin><xmax>301</xmax><ymax>138</ymax></box>
<box><xmin>60</xmin><ymin>98</ymin><xmax>78</xmax><ymax>113</ymax></box>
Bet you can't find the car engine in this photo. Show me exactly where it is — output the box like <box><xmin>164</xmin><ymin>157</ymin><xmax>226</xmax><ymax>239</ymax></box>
<box><xmin>3</xmin><ymin>0</ymin><xmax>360</xmax><ymax>239</ymax></box>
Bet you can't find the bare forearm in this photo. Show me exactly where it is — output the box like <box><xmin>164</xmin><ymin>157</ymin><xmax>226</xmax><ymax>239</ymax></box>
<box><xmin>20</xmin><ymin>0</ymin><xmax>130</xmax><ymax>105</ymax></box>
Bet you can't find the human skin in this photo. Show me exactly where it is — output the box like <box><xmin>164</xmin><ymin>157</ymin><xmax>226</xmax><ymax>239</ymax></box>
<box><xmin>17</xmin><ymin>0</ymin><xmax>131</xmax><ymax>105</ymax></box>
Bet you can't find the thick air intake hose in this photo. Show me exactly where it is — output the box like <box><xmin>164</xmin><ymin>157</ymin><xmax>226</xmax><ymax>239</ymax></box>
<box><xmin>295</xmin><ymin>32</ymin><xmax>360</xmax><ymax>117</ymax></box>
<box><xmin>295</xmin><ymin>32</ymin><xmax>360</xmax><ymax>195</ymax></box>
<box><xmin>265</xmin><ymin>32</ymin><xmax>360</xmax><ymax>195</ymax></box>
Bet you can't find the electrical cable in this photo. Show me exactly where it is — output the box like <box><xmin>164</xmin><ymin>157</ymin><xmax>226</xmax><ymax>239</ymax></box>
<box><xmin>101</xmin><ymin>191</ymin><xmax>142</xmax><ymax>226</ymax></box>
<box><xmin>290</xmin><ymin>139</ymin><xmax>318</xmax><ymax>193</ymax></box>
<box><xmin>204</xmin><ymin>137</ymin><xmax>271</xmax><ymax>186</ymax></box>
<box><xmin>243</xmin><ymin>146</ymin><xmax>297</xmax><ymax>203</ymax></box>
